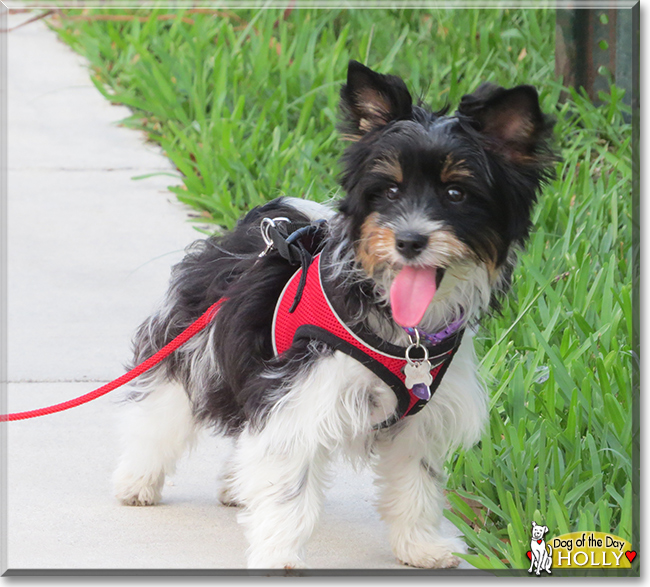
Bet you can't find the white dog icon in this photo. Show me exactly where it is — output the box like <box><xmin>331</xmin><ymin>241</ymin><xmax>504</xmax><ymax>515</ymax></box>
<box><xmin>528</xmin><ymin>521</ymin><xmax>552</xmax><ymax>575</ymax></box>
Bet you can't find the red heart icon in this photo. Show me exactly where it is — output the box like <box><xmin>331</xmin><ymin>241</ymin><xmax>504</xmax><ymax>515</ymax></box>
<box><xmin>625</xmin><ymin>551</ymin><xmax>637</xmax><ymax>563</ymax></box>
<box><xmin>526</xmin><ymin>551</ymin><xmax>532</xmax><ymax>560</ymax></box>
<box><xmin>537</xmin><ymin>539</ymin><xmax>542</xmax><ymax>544</ymax></box>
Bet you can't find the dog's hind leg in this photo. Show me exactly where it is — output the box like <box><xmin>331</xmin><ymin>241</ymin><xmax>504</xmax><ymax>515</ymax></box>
<box><xmin>545</xmin><ymin>547</ymin><xmax>553</xmax><ymax>573</ymax></box>
<box><xmin>113</xmin><ymin>379</ymin><xmax>198</xmax><ymax>506</ymax></box>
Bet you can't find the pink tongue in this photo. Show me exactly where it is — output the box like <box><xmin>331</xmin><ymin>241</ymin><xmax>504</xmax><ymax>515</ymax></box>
<box><xmin>389</xmin><ymin>266</ymin><xmax>438</xmax><ymax>327</ymax></box>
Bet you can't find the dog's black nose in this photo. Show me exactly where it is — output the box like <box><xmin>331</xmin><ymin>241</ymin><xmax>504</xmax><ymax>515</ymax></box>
<box><xmin>395</xmin><ymin>232</ymin><xmax>428</xmax><ymax>259</ymax></box>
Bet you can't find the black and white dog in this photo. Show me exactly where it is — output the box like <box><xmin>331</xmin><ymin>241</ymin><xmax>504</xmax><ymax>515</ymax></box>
<box><xmin>114</xmin><ymin>61</ymin><xmax>555</xmax><ymax>569</ymax></box>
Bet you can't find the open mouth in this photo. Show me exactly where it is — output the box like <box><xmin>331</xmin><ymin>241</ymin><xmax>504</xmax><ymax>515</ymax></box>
<box><xmin>389</xmin><ymin>265</ymin><xmax>447</xmax><ymax>328</ymax></box>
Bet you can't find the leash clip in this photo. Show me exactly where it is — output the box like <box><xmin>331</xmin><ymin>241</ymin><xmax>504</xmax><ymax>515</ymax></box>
<box><xmin>259</xmin><ymin>216</ymin><xmax>290</xmax><ymax>257</ymax></box>
<box><xmin>406</xmin><ymin>328</ymin><xmax>422</xmax><ymax>352</ymax></box>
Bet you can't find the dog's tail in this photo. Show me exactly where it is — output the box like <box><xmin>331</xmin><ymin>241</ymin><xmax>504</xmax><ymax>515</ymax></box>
<box><xmin>546</xmin><ymin>544</ymin><xmax>553</xmax><ymax>557</ymax></box>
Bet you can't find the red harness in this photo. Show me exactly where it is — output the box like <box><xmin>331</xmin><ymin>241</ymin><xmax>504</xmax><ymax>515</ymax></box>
<box><xmin>272</xmin><ymin>253</ymin><xmax>464</xmax><ymax>427</ymax></box>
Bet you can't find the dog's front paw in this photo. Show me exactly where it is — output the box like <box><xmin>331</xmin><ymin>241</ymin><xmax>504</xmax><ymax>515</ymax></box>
<box><xmin>113</xmin><ymin>469</ymin><xmax>164</xmax><ymax>506</ymax></box>
<box><xmin>394</xmin><ymin>535</ymin><xmax>466</xmax><ymax>569</ymax></box>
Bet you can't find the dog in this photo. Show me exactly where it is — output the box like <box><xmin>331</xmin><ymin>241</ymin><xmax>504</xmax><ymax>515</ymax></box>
<box><xmin>528</xmin><ymin>521</ymin><xmax>553</xmax><ymax>575</ymax></box>
<box><xmin>113</xmin><ymin>60</ymin><xmax>555</xmax><ymax>569</ymax></box>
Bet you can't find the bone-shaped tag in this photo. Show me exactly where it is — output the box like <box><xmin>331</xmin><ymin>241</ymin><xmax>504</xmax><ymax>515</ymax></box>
<box><xmin>404</xmin><ymin>359</ymin><xmax>433</xmax><ymax>389</ymax></box>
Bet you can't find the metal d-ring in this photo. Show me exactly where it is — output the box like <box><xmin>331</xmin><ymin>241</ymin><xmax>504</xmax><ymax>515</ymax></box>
<box><xmin>259</xmin><ymin>216</ymin><xmax>290</xmax><ymax>257</ymax></box>
<box><xmin>405</xmin><ymin>339</ymin><xmax>429</xmax><ymax>365</ymax></box>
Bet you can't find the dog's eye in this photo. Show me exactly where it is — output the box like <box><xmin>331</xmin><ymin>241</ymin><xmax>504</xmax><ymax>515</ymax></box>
<box><xmin>386</xmin><ymin>185</ymin><xmax>400</xmax><ymax>201</ymax></box>
<box><xmin>445</xmin><ymin>187</ymin><xmax>466</xmax><ymax>203</ymax></box>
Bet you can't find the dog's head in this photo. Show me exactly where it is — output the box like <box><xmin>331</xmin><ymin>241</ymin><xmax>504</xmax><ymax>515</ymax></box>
<box><xmin>531</xmin><ymin>521</ymin><xmax>549</xmax><ymax>540</ymax></box>
<box><xmin>337</xmin><ymin>61</ymin><xmax>556</xmax><ymax>328</ymax></box>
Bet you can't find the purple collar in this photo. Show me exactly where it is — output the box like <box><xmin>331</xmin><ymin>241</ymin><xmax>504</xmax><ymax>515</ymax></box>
<box><xmin>402</xmin><ymin>315</ymin><xmax>465</xmax><ymax>346</ymax></box>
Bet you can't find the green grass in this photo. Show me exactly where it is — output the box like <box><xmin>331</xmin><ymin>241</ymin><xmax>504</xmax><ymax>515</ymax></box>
<box><xmin>446</xmin><ymin>86</ymin><xmax>634</xmax><ymax>570</ymax></box>
<box><xmin>50</xmin><ymin>6</ymin><xmax>634</xmax><ymax>571</ymax></box>
<box><xmin>52</xmin><ymin>7</ymin><xmax>556</xmax><ymax>228</ymax></box>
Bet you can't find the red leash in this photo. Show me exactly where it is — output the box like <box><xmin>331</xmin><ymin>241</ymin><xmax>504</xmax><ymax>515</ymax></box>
<box><xmin>0</xmin><ymin>300</ymin><xmax>224</xmax><ymax>422</ymax></box>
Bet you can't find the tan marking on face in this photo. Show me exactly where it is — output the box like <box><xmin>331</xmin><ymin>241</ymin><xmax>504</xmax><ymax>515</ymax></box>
<box><xmin>357</xmin><ymin>213</ymin><xmax>396</xmax><ymax>276</ymax></box>
<box><xmin>482</xmin><ymin>238</ymin><xmax>505</xmax><ymax>284</ymax></box>
<box><xmin>482</xmin><ymin>253</ymin><xmax>500</xmax><ymax>284</ymax></box>
<box><xmin>427</xmin><ymin>229</ymin><xmax>473</xmax><ymax>262</ymax></box>
<box><xmin>371</xmin><ymin>155</ymin><xmax>403</xmax><ymax>184</ymax></box>
<box><xmin>437</xmin><ymin>230</ymin><xmax>500</xmax><ymax>283</ymax></box>
<box><xmin>487</xmin><ymin>266</ymin><xmax>503</xmax><ymax>286</ymax></box>
<box><xmin>341</xmin><ymin>133</ymin><xmax>363</xmax><ymax>142</ymax></box>
<box><xmin>440</xmin><ymin>154</ymin><xmax>473</xmax><ymax>184</ymax></box>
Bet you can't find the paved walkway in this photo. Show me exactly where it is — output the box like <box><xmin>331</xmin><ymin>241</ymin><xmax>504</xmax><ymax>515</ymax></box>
<box><xmin>3</xmin><ymin>11</ymin><xmax>478</xmax><ymax>575</ymax></box>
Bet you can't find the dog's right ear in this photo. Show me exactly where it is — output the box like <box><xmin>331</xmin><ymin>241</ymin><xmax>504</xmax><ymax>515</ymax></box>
<box><xmin>339</xmin><ymin>60</ymin><xmax>413</xmax><ymax>138</ymax></box>
<box><xmin>457</xmin><ymin>82</ymin><xmax>552</xmax><ymax>162</ymax></box>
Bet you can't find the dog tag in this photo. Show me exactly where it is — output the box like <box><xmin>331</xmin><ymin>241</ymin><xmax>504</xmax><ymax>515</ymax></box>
<box><xmin>404</xmin><ymin>359</ymin><xmax>433</xmax><ymax>389</ymax></box>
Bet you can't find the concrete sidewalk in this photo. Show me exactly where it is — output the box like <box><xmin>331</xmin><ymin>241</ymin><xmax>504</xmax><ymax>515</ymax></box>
<box><xmin>3</xmin><ymin>12</ymin><xmax>478</xmax><ymax>574</ymax></box>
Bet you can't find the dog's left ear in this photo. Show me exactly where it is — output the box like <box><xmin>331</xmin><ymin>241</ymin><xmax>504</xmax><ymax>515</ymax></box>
<box><xmin>542</xmin><ymin>526</ymin><xmax>549</xmax><ymax>534</ymax></box>
<box><xmin>457</xmin><ymin>83</ymin><xmax>550</xmax><ymax>161</ymax></box>
<box><xmin>340</xmin><ymin>60</ymin><xmax>413</xmax><ymax>137</ymax></box>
